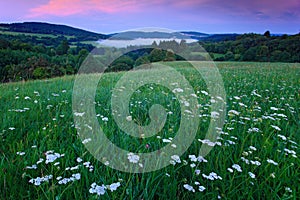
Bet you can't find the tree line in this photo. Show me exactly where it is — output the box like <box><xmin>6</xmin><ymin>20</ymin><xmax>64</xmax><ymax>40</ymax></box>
<box><xmin>201</xmin><ymin>31</ymin><xmax>300</xmax><ymax>62</ymax></box>
<box><xmin>0</xmin><ymin>34</ymin><xmax>94</xmax><ymax>82</ymax></box>
<box><xmin>1</xmin><ymin>30</ymin><xmax>299</xmax><ymax>83</ymax></box>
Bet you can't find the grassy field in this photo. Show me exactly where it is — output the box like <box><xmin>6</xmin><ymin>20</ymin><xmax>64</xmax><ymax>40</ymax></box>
<box><xmin>0</xmin><ymin>62</ymin><xmax>299</xmax><ymax>199</ymax></box>
<box><xmin>0</xmin><ymin>30</ymin><xmax>76</xmax><ymax>39</ymax></box>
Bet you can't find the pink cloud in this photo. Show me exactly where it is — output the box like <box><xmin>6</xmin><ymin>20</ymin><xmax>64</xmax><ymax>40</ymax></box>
<box><xmin>28</xmin><ymin>0</ymin><xmax>147</xmax><ymax>17</ymax></box>
<box><xmin>27</xmin><ymin>0</ymin><xmax>300</xmax><ymax>22</ymax></box>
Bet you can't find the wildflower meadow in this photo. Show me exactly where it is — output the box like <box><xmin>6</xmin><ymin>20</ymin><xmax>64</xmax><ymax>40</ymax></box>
<box><xmin>0</xmin><ymin>62</ymin><xmax>299</xmax><ymax>199</ymax></box>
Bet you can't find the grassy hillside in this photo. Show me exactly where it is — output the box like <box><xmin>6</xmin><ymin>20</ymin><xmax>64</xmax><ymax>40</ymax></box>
<box><xmin>0</xmin><ymin>22</ymin><xmax>108</xmax><ymax>41</ymax></box>
<box><xmin>0</xmin><ymin>62</ymin><xmax>299</xmax><ymax>199</ymax></box>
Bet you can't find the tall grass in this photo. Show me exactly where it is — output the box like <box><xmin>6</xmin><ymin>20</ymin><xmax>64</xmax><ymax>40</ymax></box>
<box><xmin>0</xmin><ymin>62</ymin><xmax>299</xmax><ymax>199</ymax></box>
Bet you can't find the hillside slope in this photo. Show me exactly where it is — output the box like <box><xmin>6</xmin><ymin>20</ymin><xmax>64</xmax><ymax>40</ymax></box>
<box><xmin>0</xmin><ymin>22</ymin><xmax>108</xmax><ymax>41</ymax></box>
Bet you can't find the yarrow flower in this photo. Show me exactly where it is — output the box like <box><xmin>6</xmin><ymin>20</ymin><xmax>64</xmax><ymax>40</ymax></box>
<box><xmin>127</xmin><ymin>153</ymin><xmax>140</xmax><ymax>163</ymax></box>
<box><xmin>76</xmin><ymin>157</ymin><xmax>83</xmax><ymax>163</ymax></box>
<box><xmin>202</xmin><ymin>172</ymin><xmax>222</xmax><ymax>181</ymax></box>
<box><xmin>58</xmin><ymin>173</ymin><xmax>81</xmax><ymax>185</ymax></box>
<box><xmin>170</xmin><ymin>155</ymin><xmax>181</xmax><ymax>165</ymax></box>
<box><xmin>271</xmin><ymin>125</ymin><xmax>281</xmax><ymax>131</ymax></box>
<box><xmin>267</xmin><ymin>159</ymin><xmax>278</xmax><ymax>166</ymax></box>
<box><xmin>227</xmin><ymin>168</ymin><xmax>233</xmax><ymax>173</ymax></box>
<box><xmin>17</xmin><ymin>152</ymin><xmax>25</xmax><ymax>156</ymax></box>
<box><xmin>232</xmin><ymin>164</ymin><xmax>242</xmax><ymax>172</ymax></box>
<box><xmin>183</xmin><ymin>184</ymin><xmax>195</xmax><ymax>192</ymax></box>
<box><xmin>29</xmin><ymin>175</ymin><xmax>53</xmax><ymax>186</ymax></box>
<box><xmin>74</xmin><ymin>112</ymin><xmax>85</xmax><ymax>117</ymax></box>
<box><xmin>228</xmin><ymin>110</ymin><xmax>240</xmax><ymax>116</ymax></box>
<box><xmin>198</xmin><ymin>186</ymin><xmax>206</xmax><ymax>192</ymax></box>
<box><xmin>108</xmin><ymin>182</ymin><xmax>121</xmax><ymax>192</ymax></box>
<box><xmin>45</xmin><ymin>152</ymin><xmax>62</xmax><ymax>164</ymax></box>
<box><xmin>172</xmin><ymin>88</ymin><xmax>184</xmax><ymax>93</ymax></box>
<box><xmin>248</xmin><ymin>172</ymin><xmax>256</xmax><ymax>179</ymax></box>
<box><xmin>89</xmin><ymin>183</ymin><xmax>106</xmax><ymax>196</ymax></box>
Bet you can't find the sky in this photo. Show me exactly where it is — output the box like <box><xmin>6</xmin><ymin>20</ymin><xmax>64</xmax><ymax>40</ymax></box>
<box><xmin>0</xmin><ymin>0</ymin><xmax>299</xmax><ymax>34</ymax></box>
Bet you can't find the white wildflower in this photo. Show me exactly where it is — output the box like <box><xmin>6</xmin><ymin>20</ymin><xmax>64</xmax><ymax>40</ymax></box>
<box><xmin>248</xmin><ymin>172</ymin><xmax>256</xmax><ymax>179</ymax></box>
<box><xmin>227</xmin><ymin>168</ymin><xmax>233</xmax><ymax>173</ymax></box>
<box><xmin>162</xmin><ymin>139</ymin><xmax>172</xmax><ymax>143</ymax></box>
<box><xmin>127</xmin><ymin>153</ymin><xmax>140</xmax><ymax>163</ymax></box>
<box><xmin>173</xmin><ymin>88</ymin><xmax>184</xmax><ymax>93</ymax></box>
<box><xmin>232</xmin><ymin>164</ymin><xmax>242</xmax><ymax>172</ymax></box>
<box><xmin>267</xmin><ymin>159</ymin><xmax>278</xmax><ymax>166</ymax></box>
<box><xmin>228</xmin><ymin>110</ymin><xmax>240</xmax><ymax>116</ymax></box>
<box><xmin>17</xmin><ymin>152</ymin><xmax>25</xmax><ymax>156</ymax></box>
<box><xmin>74</xmin><ymin>112</ymin><xmax>85</xmax><ymax>117</ymax></box>
<box><xmin>109</xmin><ymin>182</ymin><xmax>121</xmax><ymax>192</ymax></box>
<box><xmin>198</xmin><ymin>186</ymin><xmax>206</xmax><ymax>192</ymax></box>
<box><xmin>271</xmin><ymin>125</ymin><xmax>281</xmax><ymax>131</ymax></box>
<box><xmin>183</xmin><ymin>184</ymin><xmax>195</xmax><ymax>192</ymax></box>
<box><xmin>277</xmin><ymin>134</ymin><xmax>287</xmax><ymax>140</ymax></box>
<box><xmin>171</xmin><ymin>155</ymin><xmax>181</xmax><ymax>164</ymax></box>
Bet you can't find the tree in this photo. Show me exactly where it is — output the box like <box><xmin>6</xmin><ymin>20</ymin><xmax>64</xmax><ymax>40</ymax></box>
<box><xmin>257</xmin><ymin>45</ymin><xmax>269</xmax><ymax>61</ymax></box>
<box><xmin>135</xmin><ymin>56</ymin><xmax>150</xmax><ymax>67</ymax></box>
<box><xmin>242</xmin><ymin>47</ymin><xmax>257</xmax><ymax>61</ymax></box>
<box><xmin>164</xmin><ymin>50</ymin><xmax>176</xmax><ymax>61</ymax></box>
<box><xmin>33</xmin><ymin>67</ymin><xmax>49</xmax><ymax>79</ymax></box>
<box><xmin>110</xmin><ymin>55</ymin><xmax>134</xmax><ymax>71</ymax></box>
<box><xmin>56</xmin><ymin>40</ymin><xmax>70</xmax><ymax>55</ymax></box>
<box><xmin>263</xmin><ymin>31</ymin><xmax>271</xmax><ymax>38</ymax></box>
<box><xmin>225</xmin><ymin>51</ymin><xmax>234</xmax><ymax>61</ymax></box>
<box><xmin>149</xmin><ymin>49</ymin><xmax>165</xmax><ymax>62</ymax></box>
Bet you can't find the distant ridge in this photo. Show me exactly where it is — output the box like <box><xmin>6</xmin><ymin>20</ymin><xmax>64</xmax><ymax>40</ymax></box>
<box><xmin>0</xmin><ymin>22</ymin><xmax>108</xmax><ymax>41</ymax></box>
<box><xmin>0</xmin><ymin>22</ymin><xmax>242</xmax><ymax>42</ymax></box>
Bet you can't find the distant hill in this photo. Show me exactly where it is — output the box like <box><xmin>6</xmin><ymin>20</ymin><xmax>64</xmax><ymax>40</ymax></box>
<box><xmin>180</xmin><ymin>31</ymin><xmax>210</xmax><ymax>40</ymax></box>
<box><xmin>108</xmin><ymin>31</ymin><xmax>240</xmax><ymax>42</ymax></box>
<box><xmin>198</xmin><ymin>34</ymin><xmax>240</xmax><ymax>42</ymax></box>
<box><xmin>0</xmin><ymin>22</ymin><xmax>108</xmax><ymax>41</ymax></box>
<box><xmin>109</xmin><ymin>31</ymin><xmax>193</xmax><ymax>40</ymax></box>
<box><xmin>0</xmin><ymin>22</ymin><xmax>242</xmax><ymax>43</ymax></box>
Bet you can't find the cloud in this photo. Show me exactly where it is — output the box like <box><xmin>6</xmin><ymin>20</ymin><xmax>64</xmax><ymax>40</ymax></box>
<box><xmin>28</xmin><ymin>0</ymin><xmax>300</xmax><ymax>23</ymax></box>
<box><xmin>170</xmin><ymin>0</ymin><xmax>300</xmax><ymax>21</ymax></box>
<box><xmin>28</xmin><ymin>0</ymin><xmax>148</xmax><ymax>17</ymax></box>
<box><xmin>254</xmin><ymin>11</ymin><xmax>270</xmax><ymax>20</ymax></box>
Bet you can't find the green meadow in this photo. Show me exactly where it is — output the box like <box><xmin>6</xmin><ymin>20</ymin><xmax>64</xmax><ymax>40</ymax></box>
<box><xmin>0</xmin><ymin>62</ymin><xmax>299</xmax><ymax>199</ymax></box>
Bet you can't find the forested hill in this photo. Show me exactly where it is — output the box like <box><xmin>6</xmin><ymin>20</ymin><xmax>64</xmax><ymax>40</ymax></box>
<box><xmin>0</xmin><ymin>22</ymin><xmax>108</xmax><ymax>41</ymax></box>
<box><xmin>201</xmin><ymin>32</ymin><xmax>300</xmax><ymax>62</ymax></box>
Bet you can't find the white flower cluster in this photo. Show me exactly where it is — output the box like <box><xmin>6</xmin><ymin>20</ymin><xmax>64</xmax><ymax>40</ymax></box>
<box><xmin>202</xmin><ymin>172</ymin><xmax>222</xmax><ymax>181</ymax></box>
<box><xmin>232</xmin><ymin>164</ymin><xmax>242</xmax><ymax>172</ymax></box>
<box><xmin>266</xmin><ymin>158</ymin><xmax>278</xmax><ymax>166</ymax></box>
<box><xmin>170</xmin><ymin>155</ymin><xmax>181</xmax><ymax>165</ymax></box>
<box><xmin>183</xmin><ymin>182</ymin><xmax>206</xmax><ymax>193</ymax></box>
<box><xmin>45</xmin><ymin>151</ymin><xmax>64</xmax><ymax>164</ymax></box>
<box><xmin>57</xmin><ymin>173</ymin><xmax>81</xmax><ymax>185</ymax></box>
<box><xmin>198</xmin><ymin>139</ymin><xmax>222</xmax><ymax>147</ymax></box>
<box><xmin>248</xmin><ymin>172</ymin><xmax>256</xmax><ymax>179</ymax></box>
<box><xmin>29</xmin><ymin>175</ymin><xmax>53</xmax><ymax>186</ymax></box>
<box><xmin>127</xmin><ymin>152</ymin><xmax>140</xmax><ymax>163</ymax></box>
<box><xmin>89</xmin><ymin>182</ymin><xmax>121</xmax><ymax>196</ymax></box>
<box><xmin>188</xmin><ymin>155</ymin><xmax>208</xmax><ymax>163</ymax></box>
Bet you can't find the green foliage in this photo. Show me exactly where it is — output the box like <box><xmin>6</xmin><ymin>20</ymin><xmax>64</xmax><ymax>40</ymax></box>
<box><xmin>33</xmin><ymin>67</ymin><xmax>49</xmax><ymax>79</ymax></box>
<box><xmin>135</xmin><ymin>56</ymin><xmax>150</xmax><ymax>67</ymax></box>
<box><xmin>149</xmin><ymin>48</ymin><xmax>166</xmax><ymax>62</ymax></box>
<box><xmin>201</xmin><ymin>33</ymin><xmax>300</xmax><ymax>62</ymax></box>
<box><xmin>0</xmin><ymin>33</ymin><xmax>91</xmax><ymax>82</ymax></box>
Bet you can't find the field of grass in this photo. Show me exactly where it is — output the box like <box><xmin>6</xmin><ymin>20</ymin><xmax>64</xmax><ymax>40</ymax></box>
<box><xmin>0</xmin><ymin>62</ymin><xmax>299</xmax><ymax>199</ymax></box>
<box><xmin>0</xmin><ymin>30</ymin><xmax>75</xmax><ymax>39</ymax></box>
